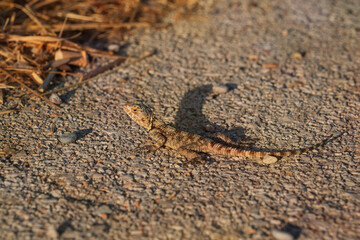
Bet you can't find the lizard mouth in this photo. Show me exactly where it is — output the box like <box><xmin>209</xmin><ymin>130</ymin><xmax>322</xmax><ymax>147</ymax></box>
<box><xmin>123</xmin><ymin>104</ymin><xmax>153</xmax><ymax>130</ymax></box>
<box><xmin>123</xmin><ymin>105</ymin><xmax>131</xmax><ymax>114</ymax></box>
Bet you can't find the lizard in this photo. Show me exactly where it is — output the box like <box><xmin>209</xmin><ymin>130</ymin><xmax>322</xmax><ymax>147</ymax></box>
<box><xmin>123</xmin><ymin>102</ymin><xmax>333</xmax><ymax>162</ymax></box>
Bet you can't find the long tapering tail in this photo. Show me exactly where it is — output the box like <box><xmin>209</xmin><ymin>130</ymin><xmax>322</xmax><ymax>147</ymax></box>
<box><xmin>204</xmin><ymin>134</ymin><xmax>333</xmax><ymax>158</ymax></box>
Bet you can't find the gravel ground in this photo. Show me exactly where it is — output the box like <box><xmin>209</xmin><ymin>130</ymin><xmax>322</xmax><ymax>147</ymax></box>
<box><xmin>1</xmin><ymin>0</ymin><xmax>359</xmax><ymax>239</ymax></box>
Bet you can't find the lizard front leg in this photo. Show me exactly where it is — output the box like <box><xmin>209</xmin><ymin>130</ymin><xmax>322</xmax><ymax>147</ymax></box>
<box><xmin>211</xmin><ymin>132</ymin><xmax>237</xmax><ymax>145</ymax></box>
<box><xmin>140</xmin><ymin>128</ymin><xmax>167</xmax><ymax>153</ymax></box>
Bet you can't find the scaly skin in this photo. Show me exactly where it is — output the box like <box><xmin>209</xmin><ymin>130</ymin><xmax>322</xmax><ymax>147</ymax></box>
<box><xmin>123</xmin><ymin>102</ymin><xmax>332</xmax><ymax>161</ymax></box>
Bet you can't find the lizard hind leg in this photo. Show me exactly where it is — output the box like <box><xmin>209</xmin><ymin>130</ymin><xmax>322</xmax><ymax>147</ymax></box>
<box><xmin>177</xmin><ymin>147</ymin><xmax>206</xmax><ymax>166</ymax></box>
<box><xmin>137</xmin><ymin>144</ymin><xmax>160</xmax><ymax>154</ymax></box>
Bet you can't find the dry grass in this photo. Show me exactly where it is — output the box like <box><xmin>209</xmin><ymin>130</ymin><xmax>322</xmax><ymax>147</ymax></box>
<box><xmin>0</xmin><ymin>0</ymin><xmax>198</xmax><ymax>108</ymax></box>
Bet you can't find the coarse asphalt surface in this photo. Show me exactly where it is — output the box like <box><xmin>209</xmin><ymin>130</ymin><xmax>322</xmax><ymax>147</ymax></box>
<box><xmin>0</xmin><ymin>0</ymin><xmax>359</xmax><ymax>239</ymax></box>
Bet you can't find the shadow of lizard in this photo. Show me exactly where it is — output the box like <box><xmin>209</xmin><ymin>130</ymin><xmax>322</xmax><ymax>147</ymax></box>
<box><xmin>174</xmin><ymin>84</ymin><xmax>257</xmax><ymax>148</ymax></box>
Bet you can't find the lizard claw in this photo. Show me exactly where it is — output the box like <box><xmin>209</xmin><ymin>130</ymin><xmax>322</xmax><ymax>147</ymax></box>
<box><xmin>182</xmin><ymin>158</ymin><xmax>201</xmax><ymax>167</ymax></box>
<box><xmin>182</xmin><ymin>154</ymin><xmax>207</xmax><ymax>167</ymax></box>
<box><xmin>136</xmin><ymin>145</ymin><xmax>155</xmax><ymax>154</ymax></box>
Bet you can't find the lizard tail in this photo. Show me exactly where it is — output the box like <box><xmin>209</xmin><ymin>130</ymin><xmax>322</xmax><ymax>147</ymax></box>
<box><xmin>205</xmin><ymin>134</ymin><xmax>333</xmax><ymax>158</ymax></box>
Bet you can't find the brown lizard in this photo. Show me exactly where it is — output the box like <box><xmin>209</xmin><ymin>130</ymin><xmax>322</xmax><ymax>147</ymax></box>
<box><xmin>123</xmin><ymin>102</ymin><xmax>332</xmax><ymax>162</ymax></box>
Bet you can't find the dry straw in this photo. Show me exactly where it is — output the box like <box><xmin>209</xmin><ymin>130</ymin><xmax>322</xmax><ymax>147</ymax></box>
<box><xmin>0</xmin><ymin>0</ymin><xmax>197</xmax><ymax>108</ymax></box>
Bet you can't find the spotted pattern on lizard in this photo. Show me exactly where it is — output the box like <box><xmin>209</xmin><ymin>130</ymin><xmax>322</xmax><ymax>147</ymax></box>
<box><xmin>123</xmin><ymin>102</ymin><xmax>332</xmax><ymax>162</ymax></box>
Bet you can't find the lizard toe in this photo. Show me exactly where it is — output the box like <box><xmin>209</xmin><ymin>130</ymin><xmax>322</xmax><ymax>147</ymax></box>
<box><xmin>136</xmin><ymin>145</ymin><xmax>155</xmax><ymax>154</ymax></box>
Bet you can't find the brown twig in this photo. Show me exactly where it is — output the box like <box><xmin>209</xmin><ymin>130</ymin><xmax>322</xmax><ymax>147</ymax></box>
<box><xmin>0</xmin><ymin>68</ymin><xmax>60</xmax><ymax>109</ymax></box>
<box><xmin>0</xmin><ymin>89</ymin><xmax>3</xmax><ymax>104</ymax></box>
<box><xmin>42</xmin><ymin>50</ymin><xmax>156</xmax><ymax>96</ymax></box>
<box><xmin>0</xmin><ymin>33</ymin><xmax>65</xmax><ymax>43</ymax></box>
<box><xmin>0</xmin><ymin>33</ymin><xmax>131</xmax><ymax>58</ymax></box>
<box><xmin>2</xmin><ymin>67</ymin><xmax>82</xmax><ymax>76</ymax></box>
<box><xmin>0</xmin><ymin>109</ymin><xmax>18</xmax><ymax>115</ymax></box>
<box><xmin>38</xmin><ymin>67</ymin><xmax>57</xmax><ymax>92</ymax></box>
<box><xmin>81</xmin><ymin>58</ymin><xmax>126</xmax><ymax>81</ymax></box>
<box><xmin>8</xmin><ymin>22</ymin><xmax>152</xmax><ymax>32</ymax></box>
<box><xmin>0</xmin><ymin>2</ymin><xmax>53</xmax><ymax>35</ymax></box>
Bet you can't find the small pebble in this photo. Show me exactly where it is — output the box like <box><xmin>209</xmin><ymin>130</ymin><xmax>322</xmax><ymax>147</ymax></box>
<box><xmin>108</xmin><ymin>44</ymin><xmax>120</xmax><ymax>52</ymax></box>
<box><xmin>49</xmin><ymin>93</ymin><xmax>62</xmax><ymax>105</ymax></box>
<box><xmin>345</xmin><ymin>181</ymin><xmax>355</xmax><ymax>187</ymax></box>
<box><xmin>50</xmin><ymin>190</ymin><xmax>62</xmax><ymax>198</ymax></box>
<box><xmin>262</xmin><ymin>155</ymin><xmax>278</xmax><ymax>164</ymax></box>
<box><xmin>92</xmin><ymin>173</ymin><xmax>103</xmax><ymax>181</ymax></box>
<box><xmin>11</xmin><ymin>150</ymin><xmax>27</xmax><ymax>161</ymax></box>
<box><xmin>59</xmin><ymin>132</ymin><xmax>77</xmax><ymax>143</ymax></box>
<box><xmin>271</xmin><ymin>230</ymin><xmax>294</xmax><ymax>240</ymax></box>
<box><xmin>96</xmin><ymin>205</ymin><xmax>112</xmax><ymax>215</ymax></box>
<box><xmin>292</xmin><ymin>52</ymin><xmax>302</xmax><ymax>59</ymax></box>
<box><xmin>46</xmin><ymin>225</ymin><xmax>58</xmax><ymax>239</ymax></box>
<box><xmin>148</xmin><ymin>69</ymin><xmax>155</xmax><ymax>76</ymax></box>
<box><xmin>212</xmin><ymin>85</ymin><xmax>229</xmax><ymax>94</ymax></box>
<box><xmin>204</xmin><ymin>124</ymin><xmax>215</xmax><ymax>132</ymax></box>
<box><xmin>270</xmin><ymin>219</ymin><xmax>282</xmax><ymax>225</ymax></box>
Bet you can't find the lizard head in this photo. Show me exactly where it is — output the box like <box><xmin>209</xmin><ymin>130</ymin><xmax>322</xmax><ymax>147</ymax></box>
<box><xmin>123</xmin><ymin>103</ymin><xmax>154</xmax><ymax>130</ymax></box>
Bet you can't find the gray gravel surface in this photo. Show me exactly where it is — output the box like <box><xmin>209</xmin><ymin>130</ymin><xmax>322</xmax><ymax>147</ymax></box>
<box><xmin>1</xmin><ymin>0</ymin><xmax>359</xmax><ymax>239</ymax></box>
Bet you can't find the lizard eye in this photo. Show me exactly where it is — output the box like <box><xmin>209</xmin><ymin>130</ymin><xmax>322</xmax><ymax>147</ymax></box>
<box><xmin>133</xmin><ymin>109</ymin><xmax>138</xmax><ymax>112</ymax></box>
